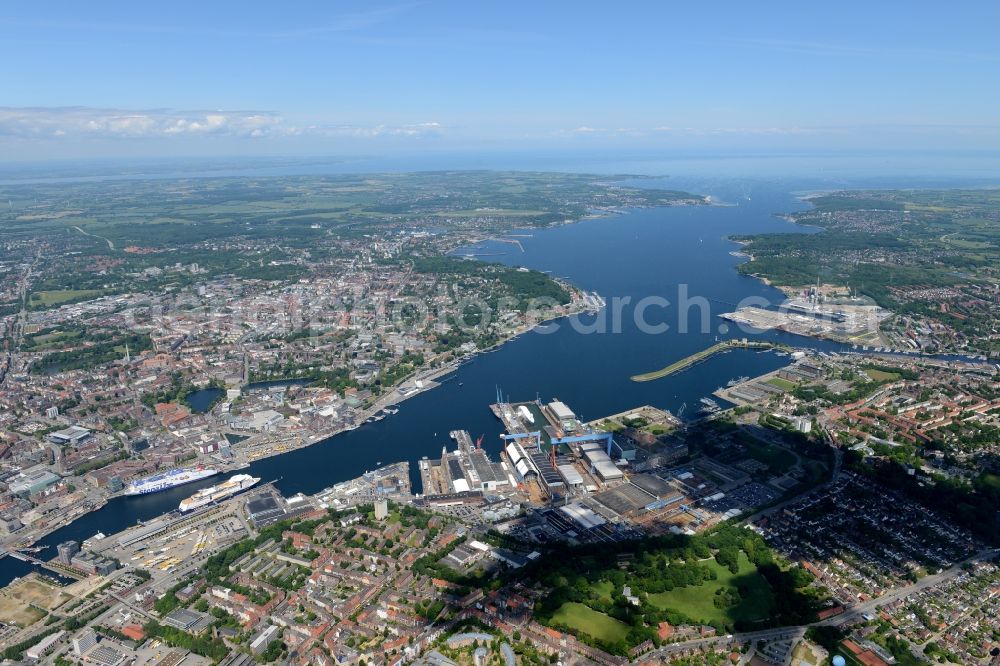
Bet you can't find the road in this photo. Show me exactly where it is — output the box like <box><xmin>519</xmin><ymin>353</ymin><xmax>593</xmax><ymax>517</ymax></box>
<box><xmin>742</xmin><ymin>446</ymin><xmax>843</xmax><ymax>525</ymax></box>
<box><xmin>3</xmin><ymin>250</ymin><xmax>40</xmax><ymax>386</ymax></box>
<box><xmin>644</xmin><ymin>546</ymin><xmax>998</xmax><ymax>662</ymax></box>
<box><xmin>72</xmin><ymin>225</ymin><xmax>115</xmax><ymax>250</ymax></box>
<box><xmin>818</xmin><ymin>547</ymin><xmax>999</xmax><ymax>628</ymax></box>
<box><xmin>647</xmin><ymin>627</ymin><xmax>805</xmax><ymax>659</ymax></box>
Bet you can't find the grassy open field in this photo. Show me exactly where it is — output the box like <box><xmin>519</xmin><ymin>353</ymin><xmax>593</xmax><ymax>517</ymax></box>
<box><xmin>767</xmin><ymin>376</ymin><xmax>797</xmax><ymax>391</ymax></box>
<box><xmin>550</xmin><ymin>602</ymin><xmax>630</xmax><ymax>643</ymax></box>
<box><xmin>0</xmin><ymin>576</ymin><xmax>71</xmax><ymax>626</ymax></box>
<box><xmin>647</xmin><ymin>552</ymin><xmax>774</xmax><ymax>626</ymax></box>
<box><xmin>791</xmin><ymin>640</ymin><xmax>824</xmax><ymax>665</ymax></box>
<box><xmin>30</xmin><ymin>289</ymin><xmax>103</xmax><ymax>307</ymax></box>
<box><xmin>24</xmin><ymin>329</ymin><xmax>82</xmax><ymax>350</ymax></box>
<box><xmin>591</xmin><ymin>580</ymin><xmax>614</xmax><ymax>602</ymax></box>
<box><xmin>863</xmin><ymin>368</ymin><xmax>900</xmax><ymax>382</ymax></box>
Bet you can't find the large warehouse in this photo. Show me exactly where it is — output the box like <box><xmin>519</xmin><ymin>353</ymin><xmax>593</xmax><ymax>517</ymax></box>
<box><xmin>504</xmin><ymin>441</ymin><xmax>539</xmax><ymax>482</ymax></box>
<box><xmin>579</xmin><ymin>442</ymin><xmax>624</xmax><ymax>482</ymax></box>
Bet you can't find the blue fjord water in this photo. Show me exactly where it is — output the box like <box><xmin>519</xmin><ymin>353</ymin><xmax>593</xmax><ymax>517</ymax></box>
<box><xmin>0</xmin><ymin>179</ymin><xmax>862</xmax><ymax>584</ymax></box>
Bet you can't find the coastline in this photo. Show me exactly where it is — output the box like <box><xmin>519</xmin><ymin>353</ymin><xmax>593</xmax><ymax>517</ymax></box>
<box><xmin>1</xmin><ymin>196</ymin><xmax>703</xmax><ymax>553</ymax></box>
<box><xmin>237</xmin><ymin>285</ymin><xmax>601</xmax><ymax>461</ymax></box>
<box><xmin>7</xmin><ymin>196</ymin><xmax>703</xmax><ymax>551</ymax></box>
<box><xmin>10</xmin><ymin>286</ymin><xmax>603</xmax><ymax>550</ymax></box>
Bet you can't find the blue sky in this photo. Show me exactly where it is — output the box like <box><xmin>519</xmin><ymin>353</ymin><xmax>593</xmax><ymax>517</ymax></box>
<box><xmin>2</xmin><ymin>1</ymin><xmax>999</xmax><ymax>160</ymax></box>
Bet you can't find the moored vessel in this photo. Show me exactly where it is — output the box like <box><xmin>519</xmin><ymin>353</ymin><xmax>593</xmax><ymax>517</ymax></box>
<box><xmin>179</xmin><ymin>474</ymin><xmax>260</xmax><ymax>512</ymax></box>
<box><xmin>125</xmin><ymin>465</ymin><xmax>219</xmax><ymax>496</ymax></box>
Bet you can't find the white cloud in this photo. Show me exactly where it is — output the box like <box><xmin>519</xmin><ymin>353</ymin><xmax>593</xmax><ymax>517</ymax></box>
<box><xmin>0</xmin><ymin>107</ymin><xmax>443</xmax><ymax>142</ymax></box>
<box><xmin>295</xmin><ymin>121</ymin><xmax>443</xmax><ymax>139</ymax></box>
<box><xmin>0</xmin><ymin>107</ymin><xmax>283</xmax><ymax>139</ymax></box>
<box><xmin>556</xmin><ymin>124</ymin><xmax>841</xmax><ymax>139</ymax></box>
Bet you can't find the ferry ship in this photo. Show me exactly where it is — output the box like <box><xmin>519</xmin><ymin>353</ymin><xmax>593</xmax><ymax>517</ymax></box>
<box><xmin>125</xmin><ymin>465</ymin><xmax>219</xmax><ymax>496</ymax></box>
<box><xmin>178</xmin><ymin>474</ymin><xmax>260</xmax><ymax>512</ymax></box>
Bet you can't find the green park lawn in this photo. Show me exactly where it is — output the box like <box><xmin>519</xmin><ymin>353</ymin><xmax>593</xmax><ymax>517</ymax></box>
<box><xmin>591</xmin><ymin>579</ymin><xmax>614</xmax><ymax>602</ymax></box>
<box><xmin>647</xmin><ymin>552</ymin><xmax>774</xmax><ymax>626</ymax></box>
<box><xmin>863</xmin><ymin>368</ymin><xmax>901</xmax><ymax>382</ymax></box>
<box><xmin>550</xmin><ymin>602</ymin><xmax>630</xmax><ymax>643</ymax></box>
<box><xmin>30</xmin><ymin>289</ymin><xmax>103</xmax><ymax>307</ymax></box>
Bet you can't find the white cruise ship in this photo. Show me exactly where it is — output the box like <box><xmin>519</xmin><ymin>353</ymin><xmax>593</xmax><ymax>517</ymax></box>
<box><xmin>178</xmin><ymin>474</ymin><xmax>260</xmax><ymax>512</ymax></box>
<box><xmin>125</xmin><ymin>465</ymin><xmax>219</xmax><ymax>496</ymax></box>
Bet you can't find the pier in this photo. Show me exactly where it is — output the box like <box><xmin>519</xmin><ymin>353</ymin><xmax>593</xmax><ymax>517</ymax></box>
<box><xmin>0</xmin><ymin>549</ymin><xmax>86</xmax><ymax>580</ymax></box>
<box><xmin>630</xmin><ymin>339</ymin><xmax>786</xmax><ymax>382</ymax></box>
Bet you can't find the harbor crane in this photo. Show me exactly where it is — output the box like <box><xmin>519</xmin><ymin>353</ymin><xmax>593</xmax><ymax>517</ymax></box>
<box><xmin>499</xmin><ymin>431</ymin><xmax>542</xmax><ymax>449</ymax></box>
<box><xmin>550</xmin><ymin>431</ymin><xmax>615</xmax><ymax>456</ymax></box>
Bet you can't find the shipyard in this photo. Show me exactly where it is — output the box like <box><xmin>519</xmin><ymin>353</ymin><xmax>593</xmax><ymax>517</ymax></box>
<box><xmin>0</xmin><ymin>345</ymin><xmax>995</xmax><ymax>665</ymax></box>
<box><xmin>408</xmin><ymin>388</ymin><xmax>822</xmax><ymax>544</ymax></box>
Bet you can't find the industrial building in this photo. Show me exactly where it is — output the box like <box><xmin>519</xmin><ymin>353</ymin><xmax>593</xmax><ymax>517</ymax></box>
<box><xmin>579</xmin><ymin>442</ymin><xmax>624</xmax><ymax>482</ymax></box>
<box><xmin>163</xmin><ymin>608</ymin><xmax>214</xmax><ymax>634</ymax></box>
<box><xmin>245</xmin><ymin>494</ymin><xmax>286</xmax><ymax>527</ymax></box>
<box><xmin>8</xmin><ymin>468</ymin><xmax>62</xmax><ymax>496</ymax></box>
<box><xmin>25</xmin><ymin>630</ymin><xmax>64</xmax><ymax>660</ymax></box>
<box><xmin>545</xmin><ymin>400</ymin><xmax>581</xmax><ymax>433</ymax></box>
<box><xmin>73</xmin><ymin>628</ymin><xmax>99</xmax><ymax>656</ymax></box>
<box><xmin>527</xmin><ymin>450</ymin><xmax>563</xmax><ymax>490</ymax></box>
<box><xmin>427</xmin><ymin>432</ymin><xmax>512</xmax><ymax>495</ymax></box>
<box><xmin>47</xmin><ymin>425</ymin><xmax>92</xmax><ymax>446</ymax></box>
<box><xmin>592</xmin><ymin>473</ymin><xmax>685</xmax><ymax>517</ymax></box>
<box><xmin>558</xmin><ymin>502</ymin><xmax>606</xmax><ymax>530</ymax></box>
<box><xmin>71</xmin><ymin>551</ymin><xmax>118</xmax><ymax>576</ymax></box>
<box><xmin>504</xmin><ymin>440</ymin><xmax>539</xmax><ymax>483</ymax></box>
<box><xmin>466</xmin><ymin>448</ymin><xmax>507</xmax><ymax>491</ymax></box>
<box><xmin>557</xmin><ymin>464</ymin><xmax>584</xmax><ymax>489</ymax></box>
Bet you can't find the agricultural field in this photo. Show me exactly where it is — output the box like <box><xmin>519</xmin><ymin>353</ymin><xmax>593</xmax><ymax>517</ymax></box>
<box><xmin>0</xmin><ymin>171</ymin><xmax>705</xmax><ymax>302</ymax></box>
